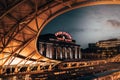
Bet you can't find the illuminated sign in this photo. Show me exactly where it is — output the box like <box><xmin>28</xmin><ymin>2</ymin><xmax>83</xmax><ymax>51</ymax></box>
<box><xmin>55</xmin><ymin>31</ymin><xmax>72</xmax><ymax>42</ymax></box>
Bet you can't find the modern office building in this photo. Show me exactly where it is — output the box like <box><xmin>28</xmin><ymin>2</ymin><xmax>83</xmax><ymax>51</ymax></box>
<box><xmin>96</xmin><ymin>38</ymin><xmax>120</xmax><ymax>48</ymax></box>
<box><xmin>82</xmin><ymin>38</ymin><xmax>120</xmax><ymax>59</ymax></box>
<box><xmin>96</xmin><ymin>38</ymin><xmax>120</xmax><ymax>56</ymax></box>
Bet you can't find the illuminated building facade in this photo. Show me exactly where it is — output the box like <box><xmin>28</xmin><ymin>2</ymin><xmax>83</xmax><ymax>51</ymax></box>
<box><xmin>96</xmin><ymin>38</ymin><xmax>120</xmax><ymax>56</ymax></box>
<box><xmin>82</xmin><ymin>38</ymin><xmax>120</xmax><ymax>59</ymax></box>
<box><xmin>96</xmin><ymin>38</ymin><xmax>120</xmax><ymax>48</ymax></box>
<box><xmin>38</xmin><ymin>31</ymin><xmax>81</xmax><ymax>60</ymax></box>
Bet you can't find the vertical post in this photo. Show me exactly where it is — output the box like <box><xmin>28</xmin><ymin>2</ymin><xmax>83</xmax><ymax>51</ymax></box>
<box><xmin>48</xmin><ymin>65</ymin><xmax>52</xmax><ymax>71</ymax></box>
<box><xmin>0</xmin><ymin>68</ymin><xmax>3</xmax><ymax>75</ymax></box>
<box><xmin>12</xmin><ymin>76</ymin><xmax>17</xmax><ymax>80</ymax></box>
<box><xmin>25</xmin><ymin>74</ymin><xmax>30</xmax><ymax>80</ymax></box>
<box><xmin>37</xmin><ymin>65</ymin><xmax>40</xmax><ymax>71</ymax></box>
<box><xmin>68</xmin><ymin>63</ymin><xmax>71</xmax><ymax>68</ymax></box>
<box><xmin>76</xmin><ymin>63</ymin><xmax>79</xmax><ymax>67</ymax></box>
<box><xmin>27</xmin><ymin>66</ymin><xmax>30</xmax><ymax>72</ymax></box>
<box><xmin>15</xmin><ymin>67</ymin><xmax>18</xmax><ymax>73</ymax></box>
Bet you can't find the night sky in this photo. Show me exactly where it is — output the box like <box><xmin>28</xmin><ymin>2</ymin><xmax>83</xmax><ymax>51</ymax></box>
<box><xmin>40</xmin><ymin>5</ymin><xmax>120</xmax><ymax>48</ymax></box>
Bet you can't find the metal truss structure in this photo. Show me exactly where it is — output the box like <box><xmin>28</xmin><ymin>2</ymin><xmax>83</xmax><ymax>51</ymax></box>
<box><xmin>0</xmin><ymin>0</ymin><xmax>120</xmax><ymax>79</ymax></box>
<box><xmin>95</xmin><ymin>71</ymin><xmax>120</xmax><ymax>80</ymax></box>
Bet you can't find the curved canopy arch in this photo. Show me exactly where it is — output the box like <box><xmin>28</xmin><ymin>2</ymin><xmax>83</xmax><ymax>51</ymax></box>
<box><xmin>0</xmin><ymin>0</ymin><xmax>120</xmax><ymax>67</ymax></box>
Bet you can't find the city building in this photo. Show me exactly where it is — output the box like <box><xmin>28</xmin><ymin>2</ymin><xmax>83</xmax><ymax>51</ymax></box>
<box><xmin>96</xmin><ymin>38</ymin><xmax>120</xmax><ymax>57</ymax></box>
<box><xmin>82</xmin><ymin>38</ymin><xmax>120</xmax><ymax>59</ymax></box>
<box><xmin>38</xmin><ymin>31</ymin><xmax>81</xmax><ymax>60</ymax></box>
<box><xmin>96</xmin><ymin>38</ymin><xmax>120</xmax><ymax>48</ymax></box>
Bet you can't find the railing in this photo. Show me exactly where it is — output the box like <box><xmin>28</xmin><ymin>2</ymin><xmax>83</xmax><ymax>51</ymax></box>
<box><xmin>1</xmin><ymin>54</ymin><xmax>120</xmax><ymax>78</ymax></box>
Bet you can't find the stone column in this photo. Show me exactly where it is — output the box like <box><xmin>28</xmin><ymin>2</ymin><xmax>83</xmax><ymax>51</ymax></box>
<box><xmin>53</xmin><ymin>46</ymin><xmax>57</xmax><ymax>59</ymax></box>
<box><xmin>49</xmin><ymin>44</ymin><xmax>53</xmax><ymax>58</ymax></box>
<box><xmin>56</xmin><ymin>47</ymin><xmax>61</xmax><ymax>59</ymax></box>
<box><xmin>71</xmin><ymin>47</ymin><xmax>75</xmax><ymax>59</ymax></box>
<box><xmin>43</xmin><ymin>43</ymin><xmax>46</xmax><ymax>57</ymax></box>
<box><xmin>62</xmin><ymin>47</ymin><xmax>65</xmax><ymax>60</ymax></box>
<box><xmin>39</xmin><ymin>42</ymin><xmax>43</xmax><ymax>55</ymax></box>
<box><xmin>60</xmin><ymin>47</ymin><xmax>62</xmax><ymax>59</ymax></box>
<box><xmin>53</xmin><ymin>46</ymin><xmax>56</xmax><ymax>59</ymax></box>
<box><xmin>75</xmin><ymin>46</ymin><xmax>78</xmax><ymax>59</ymax></box>
<box><xmin>69</xmin><ymin>48</ymin><xmax>72</xmax><ymax>59</ymax></box>
<box><xmin>65</xmin><ymin>47</ymin><xmax>67</xmax><ymax>59</ymax></box>
<box><xmin>78</xmin><ymin>47</ymin><xmax>81</xmax><ymax>59</ymax></box>
<box><xmin>67</xmin><ymin>47</ymin><xmax>71</xmax><ymax>59</ymax></box>
<box><xmin>46</xmin><ymin>44</ymin><xmax>49</xmax><ymax>57</ymax></box>
<box><xmin>56</xmin><ymin>47</ymin><xmax>58</xmax><ymax>59</ymax></box>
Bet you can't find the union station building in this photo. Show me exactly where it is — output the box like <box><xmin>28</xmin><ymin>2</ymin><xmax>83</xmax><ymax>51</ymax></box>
<box><xmin>37</xmin><ymin>31</ymin><xmax>81</xmax><ymax>60</ymax></box>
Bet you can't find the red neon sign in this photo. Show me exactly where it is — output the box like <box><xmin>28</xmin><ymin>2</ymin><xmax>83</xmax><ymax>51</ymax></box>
<box><xmin>55</xmin><ymin>31</ymin><xmax>72</xmax><ymax>42</ymax></box>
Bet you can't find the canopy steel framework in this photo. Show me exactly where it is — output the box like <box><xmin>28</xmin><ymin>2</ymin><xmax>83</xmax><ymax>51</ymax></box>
<box><xmin>0</xmin><ymin>0</ymin><xmax>120</xmax><ymax>76</ymax></box>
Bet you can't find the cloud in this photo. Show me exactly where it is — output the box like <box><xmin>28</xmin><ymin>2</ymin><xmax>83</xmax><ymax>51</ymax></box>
<box><xmin>68</xmin><ymin>28</ymin><xmax>85</xmax><ymax>33</ymax></box>
<box><xmin>107</xmin><ymin>19</ymin><xmax>120</xmax><ymax>27</ymax></box>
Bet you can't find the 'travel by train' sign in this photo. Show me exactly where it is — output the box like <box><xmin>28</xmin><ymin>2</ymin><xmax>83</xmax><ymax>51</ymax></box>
<box><xmin>55</xmin><ymin>31</ymin><xmax>72</xmax><ymax>42</ymax></box>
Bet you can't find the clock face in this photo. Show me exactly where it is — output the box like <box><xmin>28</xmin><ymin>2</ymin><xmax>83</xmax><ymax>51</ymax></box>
<box><xmin>55</xmin><ymin>31</ymin><xmax>72</xmax><ymax>42</ymax></box>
